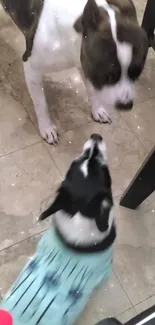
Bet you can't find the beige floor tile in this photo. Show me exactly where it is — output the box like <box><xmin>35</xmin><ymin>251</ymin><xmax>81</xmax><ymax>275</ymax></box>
<box><xmin>0</xmin><ymin>28</ymin><xmax>18</xmax><ymax>73</ymax></box>
<box><xmin>120</xmin><ymin>97</ymin><xmax>155</xmax><ymax>153</ymax></box>
<box><xmin>135</xmin><ymin>53</ymin><xmax>155</xmax><ymax>106</ymax></box>
<box><xmin>0</xmin><ymin>6</ymin><xmax>25</xmax><ymax>73</ymax></box>
<box><xmin>117</xmin><ymin>308</ymin><xmax>137</xmax><ymax>323</ymax></box>
<box><xmin>76</xmin><ymin>272</ymin><xmax>132</xmax><ymax>325</ymax></box>
<box><xmin>0</xmin><ymin>4</ymin><xmax>11</xmax><ymax>29</ymax></box>
<box><xmin>114</xmin><ymin>193</ymin><xmax>155</xmax><ymax>305</ymax></box>
<box><xmin>0</xmin><ymin>233</ymin><xmax>42</xmax><ymax>298</ymax></box>
<box><xmin>0</xmin><ymin>68</ymin><xmax>40</xmax><ymax>156</ymax></box>
<box><xmin>134</xmin><ymin>0</ymin><xmax>146</xmax><ymax>23</ymax></box>
<box><xmin>44</xmin><ymin>68</ymin><xmax>92</xmax><ymax>133</ymax></box>
<box><xmin>4</xmin><ymin>57</ymin><xmax>30</xmax><ymax>107</ymax></box>
<box><xmin>0</xmin><ymin>24</ymin><xmax>24</xmax><ymax>62</ymax></box>
<box><xmin>47</xmin><ymin>118</ymin><xmax>146</xmax><ymax>197</ymax></box>
<box><xmin>135</xmin><ymin>295</ymin><xmax>155</xmax><ymax>315</ymax></box>
<box><xmin>0</xmin><ymin>143</ymin><xmax>62</xmax><ymax>250</ymax></box>
<box><xmin>6</xmin><ymin>61</ymin><xmax>92</xmax><ymax>134</ymax></box>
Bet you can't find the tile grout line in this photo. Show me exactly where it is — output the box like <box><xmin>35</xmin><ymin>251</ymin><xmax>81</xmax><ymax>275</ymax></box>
<box><xmin>115</xmin><ymin>293</ymin><xmax>155</xmax><ymax>320</ymax></box>
<box><xmin>133</xmin><ymin>293</ymin><xmax>155</xmax><ymax>310</ymax></box>
<box><xmin>113</xmin><ymin>268</ymin><xmax>136</xmax><ymax>309</ymax></box>
<box><xmin>0</xmin><ymin>229</ymin><xmax>47</xmax><ymax>254</ymax></box>
<box><xmin>0</xmin><ymin>140</ymin><xmax>42</xmax><ymax>159</ymax></box>
<box><xmin>114</xmin><ymin>271</ymin><xmax>155</xmax><ymax>313</ymax></box>
<box><xmin>120</xmin><ymin>95</ymin><xmax>155</xmax><ymax>154</ymax></box>
<box><xmin>116</xmin><ymin>306</ymin><xmax>137</xmax><ymax>319</ymax></box>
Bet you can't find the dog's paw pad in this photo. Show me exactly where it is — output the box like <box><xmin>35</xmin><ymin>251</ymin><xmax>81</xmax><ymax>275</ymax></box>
<box><xmin>92</xmin><ymin>107</ymin><xmax>112</xmax><ymax>124</ymax></box>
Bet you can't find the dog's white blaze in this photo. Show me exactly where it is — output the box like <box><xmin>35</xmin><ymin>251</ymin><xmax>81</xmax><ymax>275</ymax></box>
<box><xmin>81</xmin><ymin>139</ymin><xmax>108</xmax><ymax>176</ymax></box>
<box><xmin>83</xmin><ymin>139</ymin><xmax>93</xmax><ymax>152</ymax></box>
<box><xmin>54</xmin><ymin>208</ymin><xmax>114</xmax><ymax>245</ymax></box>
<box><xmin>80</xmin><ymin>160</ymin><xmax>88</xmax><ymax>177</ymax></box>
<box><xmin>102</xmin><ymin>199</ymin><xmax>110</xmax><ymax>208</ymax></box>
<box><xmin>98</xmin><ymin>0</ymin><xmax>133</xmax><ymax>71</ymax></box>
<box><xmin>98</xmin><ymin>141</ymin><xmax>108</xmax><ymax>162</ymax></box>
<box><xmin>117</xmin><ymin>43</ymin><xmax>132</xmax><ymax>70</ymax></box>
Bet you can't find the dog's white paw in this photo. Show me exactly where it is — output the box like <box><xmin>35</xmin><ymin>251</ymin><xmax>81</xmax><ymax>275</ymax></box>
<box><xmin>92</xmin><ymin>107</ymin><xmax>112</xmax><ymax>124</ymax></box>
<box><xmin>39</xmin><ymin>120</ymin><xmax>58</xmax><ymax>144</ymax></box>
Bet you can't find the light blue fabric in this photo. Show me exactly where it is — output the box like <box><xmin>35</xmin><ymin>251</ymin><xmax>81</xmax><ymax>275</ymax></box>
<box><xmin>1</xmin><ymin>227</ymin><xmax>113</xmax><ymax>325</ymax></box>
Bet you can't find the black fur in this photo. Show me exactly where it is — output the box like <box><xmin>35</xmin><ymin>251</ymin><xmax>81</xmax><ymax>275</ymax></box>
<box><xmin>40</xmin><ymin>135</ymin><xmax>116</xmax><ymax>253</ymax></box>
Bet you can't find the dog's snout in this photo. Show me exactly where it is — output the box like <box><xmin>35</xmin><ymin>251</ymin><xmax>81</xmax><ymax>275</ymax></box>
<box><xmin>91</xmin><ymin>134</ymin><xmax>103</xmax><ymax>142</ymax></box>
<box><xmin>116</xmin><ymin>101</ymin><xmax>133</xmax><ymax>110</ymax></box>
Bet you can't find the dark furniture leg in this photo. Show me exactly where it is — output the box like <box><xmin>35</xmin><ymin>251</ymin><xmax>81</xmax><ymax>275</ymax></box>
<box><xmin>120</xmin><ymin>147</ymin><xmax>155</xmax><ymax>209</ymax></box>
<box><xmin>95</xmin><ymin>305</ymin><xmax>155</xmax><ymax>325</ymax></box>
<box><xmin>142</xmin><ymin>0</ymin><xmax>155</xmax><ymax>50</ymax></box>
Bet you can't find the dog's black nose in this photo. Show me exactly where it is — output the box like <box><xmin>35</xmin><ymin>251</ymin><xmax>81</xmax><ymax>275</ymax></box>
<box><xmin>91</xmin><ymin>134</ymin><xmax>103</xmax><ymax>142</ymax></box>
<box><xmin>116</xmin><ymin>101</ymin><xmax>133</xmax><ymax>110</ymax></box>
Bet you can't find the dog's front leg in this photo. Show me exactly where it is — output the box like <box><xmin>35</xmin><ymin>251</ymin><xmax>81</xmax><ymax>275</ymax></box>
<box><xmin>24</xmin><ymin>61</ymin><xmax>58</xmax><ymax>144</ymax></box>
<box><xmin>84</xmin><ymin>79</ymin><xmax>112</xmax><ymax>124</ymax></box>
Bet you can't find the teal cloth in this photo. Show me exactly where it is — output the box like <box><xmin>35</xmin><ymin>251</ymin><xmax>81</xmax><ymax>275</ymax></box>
<box><xmin>1</xmin><ymin>227</ymin><xmax>113</xmax><ymax>325</ymax></box>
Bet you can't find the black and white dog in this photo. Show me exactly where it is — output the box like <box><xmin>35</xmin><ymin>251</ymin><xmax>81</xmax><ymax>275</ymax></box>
<box><xmin>1</xmin><ymin>134</ymin><xmax>116</xmax><ymax>325</ymax></box>
<box><xmin>1</xmin><ymin>0</ymin><xmax>148</xmax><ymax>144</ymax></box>
<box><xmin>40</xmin><ymin>133</ymin><xmax>115</xmax><ymax>250</ymax></box>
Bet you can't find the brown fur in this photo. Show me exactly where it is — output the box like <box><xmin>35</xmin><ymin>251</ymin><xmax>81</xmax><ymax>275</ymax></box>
<box><xmin>107</xmin><ymin>0</ymin><xmax>137</xmax><ymax>21</ymax></box>
<box><xmin>74</xmin><ymin>0</ymin><xmax>148</xmax><ymax>90</ymax></box>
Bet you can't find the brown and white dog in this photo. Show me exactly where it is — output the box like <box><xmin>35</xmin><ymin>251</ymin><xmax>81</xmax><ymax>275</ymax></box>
<box><xmin>1</xmin><ymin>0</ymin><xmax>148</xmax><ymax>144</ymax></box>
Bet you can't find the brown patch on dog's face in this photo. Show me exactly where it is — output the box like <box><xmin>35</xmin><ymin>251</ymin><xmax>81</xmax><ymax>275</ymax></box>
<box><xmin>74</xmin><ymin>0</ymin><xmax>148</xmax><ymax>91</ymax></box>
<box><xmin>75</xmin><ymin>0</ymin><xmax>121</xmax><ymax>89</ymax></box>
<box><xmin>81</xmin><ymin>27</ymin><xmax>121</xmax><ymax>89</ymax></box>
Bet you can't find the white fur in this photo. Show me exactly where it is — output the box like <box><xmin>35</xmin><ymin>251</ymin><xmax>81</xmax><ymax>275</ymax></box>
<box><xmin>80</xmin><ymin>138</ymin><xmax>107</xmax><ymax>177</ymax></box>
<box><xmin>80</xmin><ymin>160</ymin><xmax>88</xmax><ymax>177</ymax></box>
<box><xmin>24</xmin><ymin>0</ymin><xmax>134</xmax><ymax>143</ymax></box>
<box><xmin>82</xmin><ymin>138</ymin><xmax>107</xmax><ymax>161</ymax></box>
<box><xmin>54</xmin><ymin>208</ymin><xmax>114</xmax><ymax>245</ymax></box>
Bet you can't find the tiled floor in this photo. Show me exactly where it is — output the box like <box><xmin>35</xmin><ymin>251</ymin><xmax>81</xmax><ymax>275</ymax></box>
<box><xmin>0</xmin><ymin>1</ymin><xmax>155</xmax><ymax>324</ymax></box>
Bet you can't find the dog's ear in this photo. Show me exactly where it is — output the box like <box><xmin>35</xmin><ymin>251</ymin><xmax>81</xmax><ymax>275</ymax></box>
<box><xmin>39</xmin><ymin>195</ymin><xmax>62</xmax><ymax>221</ymax></box>
<box><xmin>39</xmin><ymin>183</ymin><xmax>71</xmax><ymax>221</ymax></box>
<box><xmin>83</xmin><ymin>0</ymin><xmax>101</xmax><ymax>35</ymax></box>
